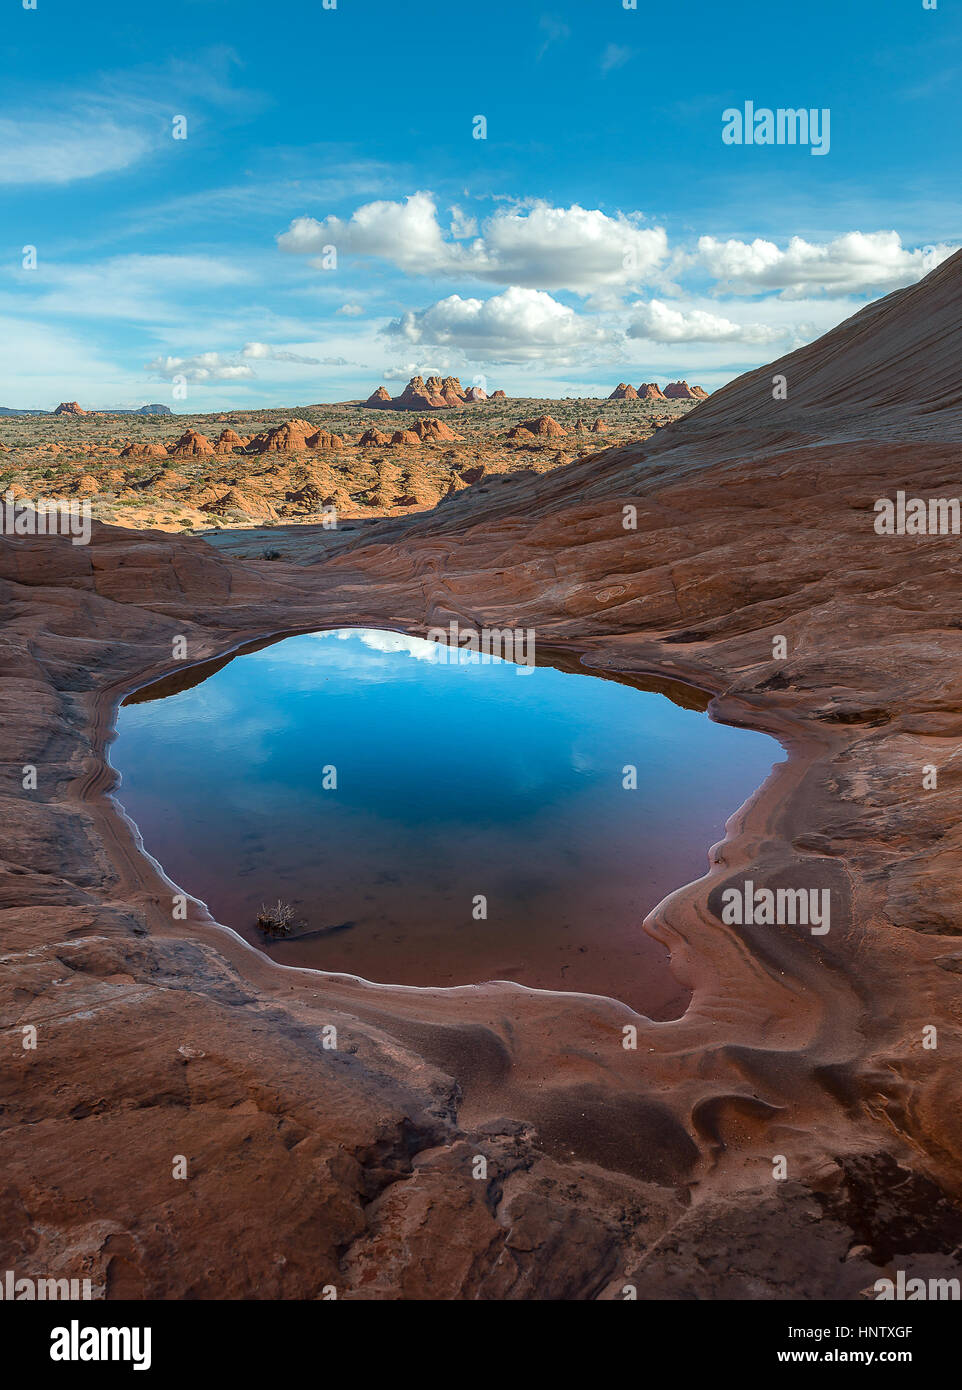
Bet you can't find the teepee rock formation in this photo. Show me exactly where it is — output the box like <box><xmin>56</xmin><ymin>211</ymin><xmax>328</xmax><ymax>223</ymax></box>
<box><xmin>507</xmin><ymin>414</ymin><xmax>567</xmax><ymax>439</ymax></box>
<box><xmin>609</xmin><ymin>383</ymin><xmax>639</xmax><ymax>400</ymax></box>
<box><xmin>663</xmin><ymin>380</ymin><xmax>698</xmax><ymax>399</ymax></box>
<box><xmin>638</xmin><ymin>382</ymin><xmax>667</xmax><ymax>400</ymax></box>
<box><xmin>215</xmin><ymin>428</ymin><xmax>247</xmax><ymax>454</ymax></box>
<box><xmin>364</xmin><ymin>375</ymin><xmax>498</xmax><ymax>410</ymax></box>
<box><xmin>246</xmin><ymin>420</ymin><xmax>314</xmax><ymax>453</ymax></box>
<box><xmin>54</xmin><ymin>401</ymin><xmax>86</xmax><ymax>415</ymax></box>
<box><xmin>168</xmin><ymin>429</ymin><xmax>214</xmax><ymax>458</ymax></box>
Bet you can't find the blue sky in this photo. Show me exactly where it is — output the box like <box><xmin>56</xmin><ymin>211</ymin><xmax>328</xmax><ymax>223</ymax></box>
<box><xmin>1</xmin><ymin>0</ymin><xmax>959</xmax><ymax>409</ymax></box>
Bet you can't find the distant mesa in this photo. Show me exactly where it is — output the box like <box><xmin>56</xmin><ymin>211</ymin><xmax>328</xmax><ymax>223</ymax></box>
<box><xmin>507</xmin><ymin>415</ymin><xmax>567</xmax><ymax>439</ymax></box>
<box><xmin>364</xmin><ymin>375</ymin><xmax>500</xmax><ymax>411</ymax></box>
<box><xmin>608</xmin><ymin>383</ymin><xmax>638</xmax><ymax>400</ymax></box>
<box><xmin>54</xmin><ymin>401</ymin><xmax>86</xmax><ymax>415</ymax></box>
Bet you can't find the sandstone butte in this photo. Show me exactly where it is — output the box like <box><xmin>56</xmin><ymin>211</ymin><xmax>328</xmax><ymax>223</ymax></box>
<box><xmin>54</xmin><ymin>401</ymin><xmax>86</xmax><ymax>415</ymax></box>
<box><xmin>4</xmin><ymin>251</ymin><xmax>962</xmax><ymax>1299</ymax></box>
<box><xmin>610</xmin><ymin>382</ymin><xmax>707</xmax><ymax>401</ymax></box>
<box><xmin>365</xmin><ymin>375</ymin><xmax>500</xmax><ymax>410</ymax></box>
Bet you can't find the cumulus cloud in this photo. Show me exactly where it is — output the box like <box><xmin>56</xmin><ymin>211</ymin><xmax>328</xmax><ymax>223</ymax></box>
<box><xmin>147</xmin><ymin>352</ymin><xmax>255</xmax><ymax>383</ymax></box>
<box><xmin>336</xmin><ymin>303</ymin><xmax>364</xmax><ymax>316</ymax></box>
<box><xmin>384</xmin><ymin>286</ymin><xmax>604</xmax><ymax>362</ymax></box>
<box><xmin>628</xmin><ymin>299</ymin><xmax>784</xmax><ymax>344</ymax></box>
<box><xmin>242</xmin><ymin>341</ymin><xmax>320</xmax><ymax>364</ymax></box>
<box><xmin>278</xmin><ymin>192</ymin><xmax>668</xmax><ymax>295</ymax></box>
<box><xmin>278</xmin><ymin>191</ymin><xmax>452</xmax><ymax>275</ymax></box>
<box><xmin>693</xmin><ymin>231</ymin><xmax>959</xmax><ymax>297</ymax></box>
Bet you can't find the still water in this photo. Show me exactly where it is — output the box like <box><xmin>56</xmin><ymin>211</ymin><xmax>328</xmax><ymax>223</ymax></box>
<box><xmin>111</xmin><ymin>628</ymin><xmax>777</xmax><ymax>1017</ymax></box>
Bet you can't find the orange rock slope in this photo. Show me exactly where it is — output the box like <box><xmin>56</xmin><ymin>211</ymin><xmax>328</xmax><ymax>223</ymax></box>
<box><xmin>3</xmin><ymin>253</ymin><xmax>962</xmax><ymax>1299</ymax></box>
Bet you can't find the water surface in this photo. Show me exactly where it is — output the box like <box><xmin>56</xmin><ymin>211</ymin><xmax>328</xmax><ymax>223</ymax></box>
<box><xmin>112</xmin><ymin>628</ymin><xmax>777</xmax><ymax>1017</ymax></box>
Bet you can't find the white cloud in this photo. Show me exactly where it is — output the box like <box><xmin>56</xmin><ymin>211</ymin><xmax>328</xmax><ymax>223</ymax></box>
<box><xmin>478</xmin><ymin>203</ymin><xmax>667</xmax><ymax>293</ymax></box>
<box><xmin>0</xmin><ymin>118</ymin><xmax>151</xmax><ymax>185</ymax></box>
<box><xmin>693</xmin><ymin>231</ymin><xmax>959</xmax><ymax>297</ymax></box>
<box><xmin>5</xmin><ymin>254</ymin><xmax>251</xmax><ymax>323</ymax></box>
<box><xmin>242</xmin><ymin>341</ymin><xmax>320</xmax><ymax>364</ymax></box>
<box><xmin>628</xmin><ymin>299</ymin><xmax>784</xmax><ymax>344</ymax></box>
<box><xmin>278</xmin><ymin>193</ymin><xmax>668</xmax><ymax>295</ymax></box>
<box><xmin>278</xmin><ymin>191</ymin><xmax>451</xmax><ymax>275</ymax></box>
<box><xmin>147</xmin><ymin>352</ymin><xmax>255</xmax><ymax>383</ymax></box>
<box><xmin>336</xmin><ymin>303</ymin><xmax>364</xmax><ymax>316</ymax></box>
<box><xmin>385</xmin><ymin>286</ymin><xmax>605</xmax><ymax>362</ymax></box>
<box><xmin>600</xmin><ymin>44</ymin><xmax>633</xmax><ymax>75</ymax></box>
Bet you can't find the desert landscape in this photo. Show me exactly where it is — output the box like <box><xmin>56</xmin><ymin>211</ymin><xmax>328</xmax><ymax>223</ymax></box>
<box><xmin>4</xmin><ymin>254</ymin><xmax>962</xmax><ymax>1308</ymax></box>
<box><xmin>0</xmin><ymin>378</ymin><xmax>700</xmax><ymax>542</ymax></box>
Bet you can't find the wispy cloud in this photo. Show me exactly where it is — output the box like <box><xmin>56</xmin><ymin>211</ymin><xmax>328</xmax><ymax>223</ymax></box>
<box><xmin>600</xmin><ymin>44</ymin><xmax>634</xmax><ymax>76</ymax></box>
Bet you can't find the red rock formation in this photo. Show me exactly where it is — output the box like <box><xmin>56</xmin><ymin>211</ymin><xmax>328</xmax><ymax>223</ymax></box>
<box><xmin>608</xmin><ymin>383</ymin><xmax>638</xmax><ymax>400</ymax></box>
<box><xmin>54</xmin><ymin>401</ymin><xmax>86</xmax><ymax>415</ymax></box>
<box><xmin>691</xmin><ymin>385</ymin><xmax>709</xmax><ymax>399</ymax></box>
<box><xmin>637</xmin><ymin>382</ymin><xmax>666</xmax><ymax>400</ymax></box>
<box><xmin>119</xmin><ymin>442</ymin><xmax>169</xmax><ymax>459</ymax></box>
<box><xmin>591</xmin><ymin>418</ymin><xmax>607</xmax><ymax>432</ymax></box>
<box><xmin>168</xmin><ymin>429</ymin><xmax>214</xmax><ymax>457</ymax></box>
<box><xmin>463</xmin><ymin>386</ymin><xmax>488</xmax><ymax>402</ymax></box>
<box><xmin>365</xmin><ymin>386</ymin><xmax>392</xmax><ymax>408</ymax></box>
<box><xmin>306</xmin><ymin>430</ymin><xmax>343</xmax><ymax>450</ymax></box>
<box><xmin>246</xmin><ymin>420</ymin><xmax>313</xmax><ymax>454</ymax></box>
<box><xmin>489</xmin><ymin>389</ymin><xmax>507</xmax><ymax>400</ymax></box>
<box><xmin>390</xmin><ymin>429</ymin><xmax>421</xmax><ymax>446</ymax></box>
<box><xmin>663</xmin><ymin>381</ymin><xmax>697</xmax><ymax>399</ymax></box>
<box><xmin>214</xmin><ymin>428</ymin><xmax>246</xmax><ymax>454</ymax></box>
<box><xmin>358</xmin><ymin>427</ymin><xmax>391</xmax><ymax>446</ymax></box>
<box><xmin>393</xmin><ymin>376</ymin><xmax>447</xmax><ymax>411</ymax></box>
<box><xmin>414</xmin><ymin>417</ymin><xmax>462</xmax><ymax>442</ymax></box>
<box><xmin>507</xmin><ymin>415</ymin><xmax>567</xmax><ymax>438</ymax></box>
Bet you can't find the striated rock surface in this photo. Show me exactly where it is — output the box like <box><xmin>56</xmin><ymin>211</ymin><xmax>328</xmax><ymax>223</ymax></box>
<box><xmin>609</xmin><ymin>383</ymin><xmax>639</xmax><ymax>400</ymax></box>
<box><xmin>4</xmin><ymin>253</ymin><xmax>962</xmax><ymax>1299</ymax></box>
